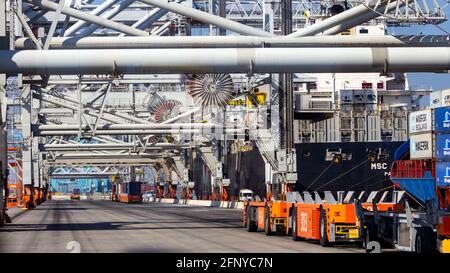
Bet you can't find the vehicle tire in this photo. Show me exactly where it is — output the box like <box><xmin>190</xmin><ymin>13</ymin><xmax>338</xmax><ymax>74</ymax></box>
<box><xmin>319</xmin><ymin>210</ymin><xmax>330</xmax><ymax>247</ymax></box>
<box><xmin>363</xmin><ymin>224</ymin><xmax>379</xmax><ymax>253</ymax></box>
<box><xmin>246</xmin><ymin>206</ymin><xmax>257</xmax><ymax>232</ymax></box>
<box><xmin>292</xmin><ymin>207</ymin><xmax>299</xmax><ymax>241</ymax></box>
<box><xmin>415</xmin><ymin>227</ymin><xmax>435</xmax><ymax>254</ymax></box>
<box><xmin>264</xmin><ymin>206</ymin><xmax>272</xmax><ymax>236</ymax></box>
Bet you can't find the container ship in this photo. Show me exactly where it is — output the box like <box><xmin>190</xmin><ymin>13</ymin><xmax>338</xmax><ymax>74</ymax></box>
<box><xmin>210</xmin><ymin>24</ymin><xmax>435</xmax><ymax>199</ymax></box>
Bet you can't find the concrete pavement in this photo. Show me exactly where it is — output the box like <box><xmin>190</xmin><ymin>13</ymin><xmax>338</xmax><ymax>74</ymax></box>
<box><xmin>0</xmin><ymin>200</ymin><xmax>364</xmax><ymax>253</ymax></box>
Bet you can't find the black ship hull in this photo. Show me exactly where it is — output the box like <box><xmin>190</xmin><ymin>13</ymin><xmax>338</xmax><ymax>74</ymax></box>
<box><xmin>193</xmin><ymin>141</ymin><xmax>403</xmax><ymax>199</ymax></box>
<box><xmin>295</xmin><ymin>141</ymin><xmax>403</xmax><ymax>192</ymax></box>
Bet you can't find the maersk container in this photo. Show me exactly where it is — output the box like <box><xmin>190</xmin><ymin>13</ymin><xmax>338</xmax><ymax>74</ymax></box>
<box><xmin>410</xmin><ymin>133</ymin><xmax>433</xmax><ymax>159</ymax></box>
<box><xmin>436</xmin><ymin>162</ymin><xmax>450</xmax><ymax>187</ymax></box>
<box><xmin>431</xmin><ymin>90</ymin><xmax>443</xmax><ymax>109</ymax></box>
<box><xmin>434</xmin><ymin>106</ymin><xmax>450</xmax><ymax>133</ymax></box>
<box><xmin>435</xmin><ymin>134</ymin><xmax>450</xmax><ymax>161</ymax></box>
<box><xmin>409</xmin><ymin>109</ymin><xmax>432</xmax><ymax>135</ymax></box>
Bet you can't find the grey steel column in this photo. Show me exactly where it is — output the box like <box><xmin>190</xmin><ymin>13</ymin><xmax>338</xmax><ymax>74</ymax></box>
<box><xmin>218</xmin><ymin>0</ymin><xmax>226</xmax><ymax>36</ymax></box>
<box><xmin>280</xmin><ymin>0</ymin><xmax>293</xmax><ymax>150</ymax></box>
<box><xmin>21</xmin><ymin>81</ymin><xmax>34</xmax><ymax>198</ymax></box>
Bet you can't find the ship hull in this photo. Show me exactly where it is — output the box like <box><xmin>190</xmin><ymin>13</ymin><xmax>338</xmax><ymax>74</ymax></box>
<box><xmin>193</xmin><ymin>141</ymin><xmax>403</xmax><ymax>199</ymax></box>
<box><xmin>294</xmin><ymin>141</ymin><xmax>403</xmax><ymax>192</ymax></box>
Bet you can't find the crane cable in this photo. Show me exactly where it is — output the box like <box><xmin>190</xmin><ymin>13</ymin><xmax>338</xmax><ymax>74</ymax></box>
<box><xmin>305</xmin><ymin>161</ymin><xmax>335</xmax><ymax>191</ymax></box>
<box><xmin>316</xmin><ymin>158</ymin><xmax>370</xmax><ymax>191</ymax></box>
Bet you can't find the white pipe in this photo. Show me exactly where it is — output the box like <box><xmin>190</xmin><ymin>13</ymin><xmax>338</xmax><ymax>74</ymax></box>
<box><xmin>139</xmin><ymin>0</ymin><xmax>273</xmax><ymax>37</ymax></box>
<box><xmin>288</xmin><ymin>1</ymin><xmax>395</xmax><ymax>37</ymax></box>
<box><xmin>1</xmin><ymin>47</ymin><xmax>449</xmax><ymax>75</ymax></box>
<box><xmin>41</xmin><ymin>144</ymin><xmax>190</xmax><ymax>151</ymax></box>
<box><xmin>24</xmin><ymin>0</ymin><xmax>148</xmax><ymax>36</ymax></box>
<box><xmin>38</xmin><ymin>123</ymin><xmax>232</xmax><ymax>130</ymax></box>
<box><xmin>322</xmin><ymin>2</ymin><xmax>400</xmax><ymax>35</ymax></box>
<box><xmin>64</xmin><ymin>0</ymin><xmax>120</xmax><ymax>36</ymax></box>
<box><xmin>42</xmin><ymin>143</ymin><xmax>189</xmax><ymax>148</ymax></box>
<box><xmin>15</xmin><ymin>35</ymin><xmax>450</xmax><ymax>49</ymax></box>
<box><xmin>78</xmin><ymin>0</ymin><xmax>136</xmax><ymax>37</ymax></box>
<box><xmin>37</xmin><ymin>129</ymin><xmax>243</xmax><ymax>135</ymax></box>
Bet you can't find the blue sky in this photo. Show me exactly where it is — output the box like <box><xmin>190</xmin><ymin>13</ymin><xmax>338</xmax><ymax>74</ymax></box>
<box><xmin>388</xmin><ymin>4</ymin><xmax>450</xmax><ymax>91</ymax></box>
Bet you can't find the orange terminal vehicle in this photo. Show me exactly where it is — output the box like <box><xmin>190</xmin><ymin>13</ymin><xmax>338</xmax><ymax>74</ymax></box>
<box><xmin>244</xmin><ymin>190</ymin><xmax>365</xmax><ymax>246</ymax></box>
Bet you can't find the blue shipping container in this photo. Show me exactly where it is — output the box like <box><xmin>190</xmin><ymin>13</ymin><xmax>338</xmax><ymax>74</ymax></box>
<box><xmin>435</xmin><ymin>162</ymin><xmax>450</xmax><ymax>186</ymax></box>
<box><xmin>435</xmin><ymin>134</ymin><xmax>450</xmax><ymax>160</ymax></box>
<box><xmin>434</xmin><ymin>106</ymin><xmax>450</xmax><ymax>132</ymax></box>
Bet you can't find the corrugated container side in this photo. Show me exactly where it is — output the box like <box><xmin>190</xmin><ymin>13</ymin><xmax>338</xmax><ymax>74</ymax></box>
<box><xmin>409</xmin><ymin>109</ymin><xmax>432</xmax><ymax>135</ymax></box>
<box><xmin>435</xmin><ymin>162</ymin><xmax>450</xmax><ymax>187</ymax></box>
<box><xmin>410</xmin><ymin>133</ymin><xmax>433</xmax><ymax>159</ymax></box>
<box><xmin>435</xmin><ymin>134</ymin><xmax>450</xmax><ymax>161</ymax></box>
<box><xmin>430</xmin><ymin>90</ymin><xmax>443</xmax><ymax>109</ymax></box>
<box><xmin>434</xmin><ymin>106</ymin><xmax>450</xmax><ymax>133</ymax></box>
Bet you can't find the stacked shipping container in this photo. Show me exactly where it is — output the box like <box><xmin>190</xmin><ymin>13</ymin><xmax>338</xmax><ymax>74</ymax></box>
<box><xmin>408</xmin><ymin>105</ymin><xmax>450</xmax><ymax>187</ymax></box>
<box><xmin>409</xmin><ymin>109</ymin><xmax>433</xmax><ymax>160</ymax></box>
<box><xmin>433</xmin><ymin>106</ymin><xmax>450</xmax><ymax>187</ymax></box>
<box><xmin>119</xmin><ymin>182</ymin><xmax>143</xmax><ymax>203</ymax></box>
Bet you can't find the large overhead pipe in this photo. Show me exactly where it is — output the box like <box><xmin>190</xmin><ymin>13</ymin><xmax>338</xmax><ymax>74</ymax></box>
<box><xmin>36</xmin><ymin>129</ymin><xmax>244</xmax><ymax>135</ymax></box>
<box><xmin>24</xmin><ymin>0</ymin><xmax>149</xmax><ymax>36</ymax></box>
<box><xmin>138</xmin><ymin>0</ymin><xmax>274</xmax><ymax>37</ymax></box>
<box><xmin>37</xmin><ymin>123</ymin><xmax>237</xmax><ymax>130</ymax></box>
<box><xmin>40</xmin><ymin>143</ymin><xmax>191</xmax><ymax>151</ymax></box>
<box><xmin>15</xmin><ymin>35</ymin><xmax>450</xmax><ymax>49</ymax></box>
<box><xmin>288</xmin><ymin>0</ymin><xmax>398</xmax><ymax>37</ymax></box>
<box><xmin>1</xmin><ymin>47</ymin><xmax>449</xmax><ymax>75</ymax></box>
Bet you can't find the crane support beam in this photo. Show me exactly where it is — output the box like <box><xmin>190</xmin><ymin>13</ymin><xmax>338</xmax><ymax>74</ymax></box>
<box><xmin>287</xmin><ymin>0</ymin><xmax>398</xmax><ymax>37</ymax></box>
<box><xmin>24</xmin><ymin>0</ymin><xmax>149</xmax><ymax>36</ymax></box>
<box><xmin>35</xmin><ymin>129</ymin><xmax>244</xmax><ymax>136</ymax></box>
<box><xmin>138</xmin><ymin>0</ymin><xmax>274</xmax><ymax>37</ymax></box>
<box><xmin>0</xmin><ymin>47</ymin><xmax>449</xmax><ymax>75</ymax></box>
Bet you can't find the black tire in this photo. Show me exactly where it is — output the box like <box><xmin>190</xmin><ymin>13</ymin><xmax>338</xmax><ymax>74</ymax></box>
<box><xmin>363</xmin><ymin>224</ymin><xmax>379</xmax><ymax>252</ymax></box>
<box><xmin>264</xmin><ymin>206</ymin><xmax>272</xmax><ymax>236</ymax></box>
<box><xmin>292</xmin><ymin>208</ymin><xmax>299</xmax><ymax>241</ymax></box>
<box><xmin>415</xmin><ymin>228</ymin><xmax>435</xmax><ymax>254</ymax></box>
<box><xmin>319</xmin><ymin>210</ymin><xmax>330</xmax><ymax>247</ymax></box>
<box><xmin>245</xmin><ymin>207</ymin><xmax>257</xmax><ymax>232</ymax></box>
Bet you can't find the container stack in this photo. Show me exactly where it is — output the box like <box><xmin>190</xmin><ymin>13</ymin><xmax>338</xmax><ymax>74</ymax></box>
<box><xmin>409</xmin><ymin>109</ymin><xmax>433</xmax><ymax>160</ymax></box>
<box><xmin>430</xmin><ymin>89</ymin><xmax>450</xmax><ymax>109</ymax></box>
<box><xmin>433</xmin><ymin>106</ymin><xmax>450</xmax><ymax>187</ymax></box>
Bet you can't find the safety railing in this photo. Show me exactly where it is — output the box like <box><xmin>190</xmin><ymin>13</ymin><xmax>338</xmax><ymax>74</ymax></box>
<box><xmin>390</xmin><ymin>160</ymin><xmax>435</xmax><ymax>179</ymax></box>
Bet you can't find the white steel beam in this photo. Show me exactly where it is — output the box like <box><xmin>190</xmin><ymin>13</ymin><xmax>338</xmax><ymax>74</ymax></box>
<box><xmin>78</xmin><ymin>0</ymin><xmax>137</xmax><ymax>37</ymax></box>
<box><xmin>24</xmin><ymin>0</ymin><xmax>149</xmax><ymax>36</ymax></box>
<box><xmin>139</xmin><ymin>0</ymin><xmax>274</xmax><ymax>37</ymax></box>
<box><xmin>287</xmin><ymin>0</ymin><xmax>397</xmax><ymax>37</ymax></box>
<box><xmin>64</xmin><ymin>0</ymin><xmax>121</xmax><ymax>36</ymax></box>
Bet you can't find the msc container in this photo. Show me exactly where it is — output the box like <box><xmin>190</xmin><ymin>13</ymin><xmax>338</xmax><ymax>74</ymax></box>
<box><xmin>435</xmin><ymin>162</ymin><xmax>450</xmax><ymax>187</ymax></box>
<box><xmin>435</xmin><ymin>134</ymin><xmax>450</xmax><ymax>161</ymax></box>
<box><xmin>409</xmin><ymin>109</ymin><xmax>432</xmax><ymax>135</ymax></box>
<box><xmin>410</xmin><ymin>133</ymin><xmax>433</xmax><ymax>159</ymax></box>
<box><xmin>434</xmin><ymin>106</ymin><xmax>450</xmax><ymax>133</ymax></box>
